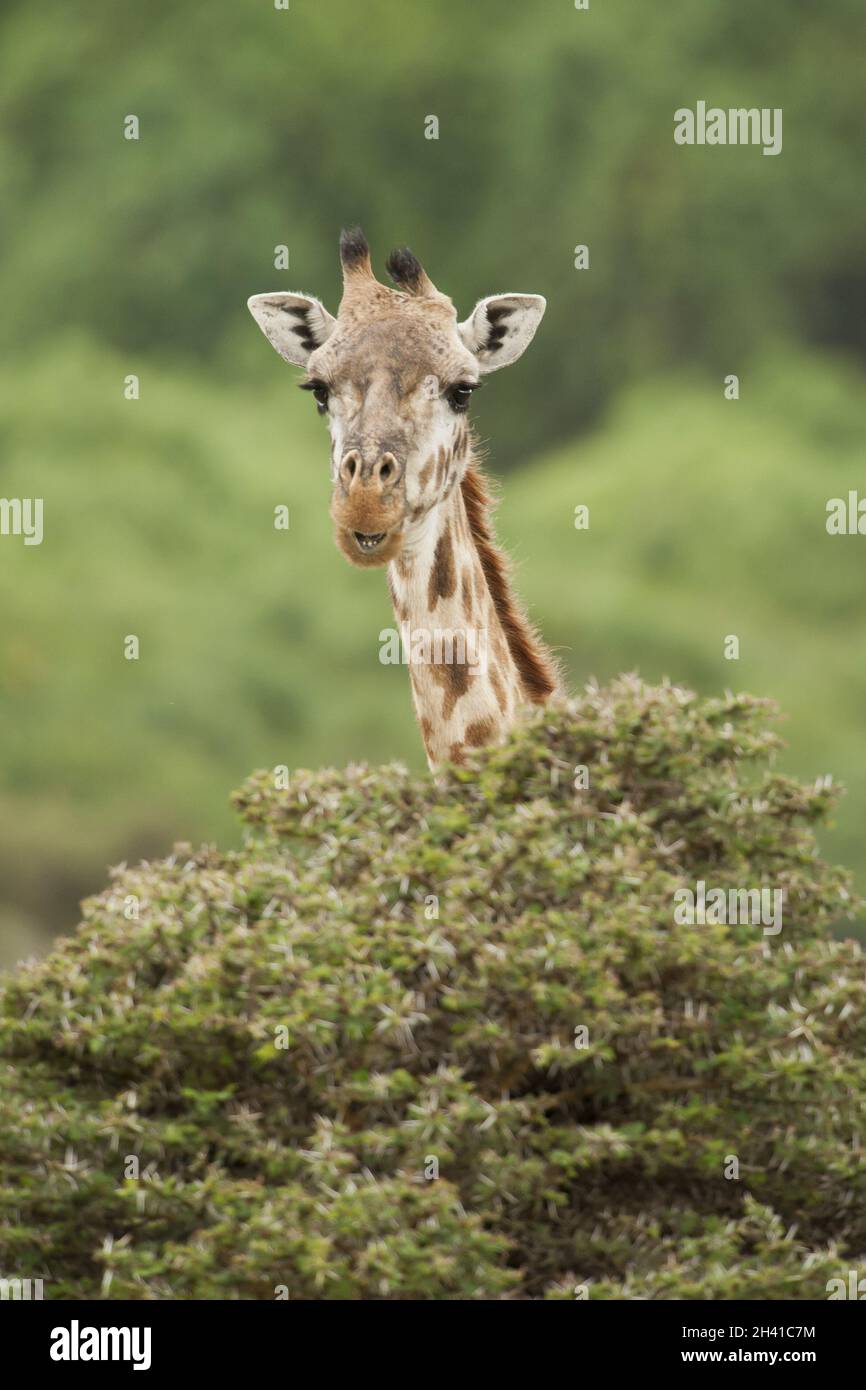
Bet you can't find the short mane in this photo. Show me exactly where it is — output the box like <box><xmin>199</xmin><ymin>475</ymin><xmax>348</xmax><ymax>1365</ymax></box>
<box><xmin>460</xmin><ymin>461</ymin><xmax>560</xmax><ymax>704</ymax></box>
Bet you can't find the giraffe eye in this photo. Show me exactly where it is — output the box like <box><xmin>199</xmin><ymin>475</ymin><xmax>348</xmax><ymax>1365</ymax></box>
<box><xmin>300</xmin><ymin>379</ymin><xmax>330</xmax><ymax>414</ymax></box>
<box><xmin>446</xmin><ymin>382</ymin><xmax>478</xmax><ymax>413</ymax></box>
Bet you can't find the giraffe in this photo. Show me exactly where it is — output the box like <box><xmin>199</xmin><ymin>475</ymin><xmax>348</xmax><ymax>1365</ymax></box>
<box><xmin>248</xmin><ymin>228</ymin><xmax>560</xmax><ymax>768</ymax></box>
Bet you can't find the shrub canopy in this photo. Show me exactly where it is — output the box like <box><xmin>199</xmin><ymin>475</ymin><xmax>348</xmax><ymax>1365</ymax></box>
<box><xmin>0</xmin><ymin>677</ymin><xmax>863</xmax><ymax>1299</ymax></box>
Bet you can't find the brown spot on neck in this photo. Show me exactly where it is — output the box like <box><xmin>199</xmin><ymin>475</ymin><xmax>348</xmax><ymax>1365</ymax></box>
<box><xmin>464</xmin><ymin>716</ymin><xmax>496</xmax><ymax>747</ymax></box>
<box><xmin>430</xmin><ymin>652</ymin><xmax>471</xmax><ymax>721</ymax></box>
<box><xmin>428</xmin><ymin>522</ymin><xmax>456</xmax><ymax>610</ymax></box>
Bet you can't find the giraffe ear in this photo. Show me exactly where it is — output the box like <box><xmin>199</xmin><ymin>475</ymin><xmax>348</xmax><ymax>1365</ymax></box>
<box><xmin>457</xmin><ymin>294</ymin><xmax>546</xmax><ymax>372</ymax></box>
<box><xmin>247</xmin><ymin>292</ymin><xmax>337</xmax><ymax>367</ymax></box>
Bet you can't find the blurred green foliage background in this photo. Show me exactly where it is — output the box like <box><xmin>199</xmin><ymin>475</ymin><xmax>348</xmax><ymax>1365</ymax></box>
<box><xmin>0</xmin><ymin>0</ymin><xmax>864</xmax><ymax>962</ymax></box>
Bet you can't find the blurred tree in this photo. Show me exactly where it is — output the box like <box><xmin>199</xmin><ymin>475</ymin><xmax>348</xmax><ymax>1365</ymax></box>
<box><xmin>0</xmin><ymin>0</ymin><xmax>864</xmax><ymax>957</ymax></box>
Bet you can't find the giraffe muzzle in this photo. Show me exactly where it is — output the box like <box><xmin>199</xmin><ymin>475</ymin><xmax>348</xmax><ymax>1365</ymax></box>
<box><xmin>330</xmin><ymin>450</ymin><xmax>407</xmax><ymax>568</ymax></box>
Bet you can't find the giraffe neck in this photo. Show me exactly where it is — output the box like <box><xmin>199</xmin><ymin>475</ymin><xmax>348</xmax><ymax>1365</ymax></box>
<box><xmin>388</xmin><ymin>456</ymin><xmax>550</xmax><ymax>768</ymax></box>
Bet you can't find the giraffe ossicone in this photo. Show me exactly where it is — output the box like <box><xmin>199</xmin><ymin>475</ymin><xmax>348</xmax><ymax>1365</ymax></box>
<box><xmin>248</xmin><ymin>227</ymin><xmax>560</xmax><ymax>768</ymax></box>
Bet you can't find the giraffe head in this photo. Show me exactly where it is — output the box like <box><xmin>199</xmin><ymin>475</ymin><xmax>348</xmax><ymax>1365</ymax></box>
<box><xmin>248</xmin><ymin>228</ymin><xmax>545</xmax><ymax>568</ymax></box>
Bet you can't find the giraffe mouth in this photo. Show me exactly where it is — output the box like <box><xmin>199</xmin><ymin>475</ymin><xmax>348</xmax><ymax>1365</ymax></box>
<box><xmin>333</xmin><ymin>510</ymin><xmax>403</xmax><ymax>569</ymax></box>
<box><xmin>353</xmin><ymin>530</ymin><xmax>388</xmax><ymax>553</ymax></box>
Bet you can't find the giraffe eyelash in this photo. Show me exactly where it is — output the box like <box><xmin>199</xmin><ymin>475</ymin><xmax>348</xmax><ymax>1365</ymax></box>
<box><xmin>299</xmin><ymin>378</ymin><xmax>331</xmax><ymax>413</ymax></box>
<box><xmin>446</xmin><ymin>380</ymin><xmax>482</xmax><ymax>413</ymax></box>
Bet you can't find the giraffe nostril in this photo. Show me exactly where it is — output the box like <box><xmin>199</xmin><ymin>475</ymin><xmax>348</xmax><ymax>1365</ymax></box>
<box><xmin>339</xmin><ymin>452</ymin><xmax>360</xmax><ymax>487</ymax></box>
<box><xmin>376</xmin><ymin>453</ymin><xmax>402</xmax><ymax>488</ymax></box>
